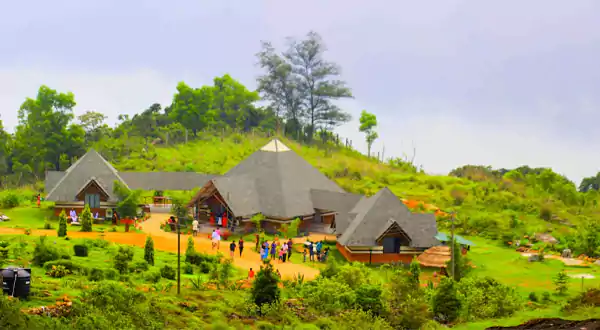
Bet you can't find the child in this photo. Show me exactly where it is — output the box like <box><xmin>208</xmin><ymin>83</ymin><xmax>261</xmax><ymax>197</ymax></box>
<box><xmin>248</xmin><ymin>268</ymin><xmax>255</xmax><ymax>280</ymax></box>
<box><xmin>278</xmin><ymin>248</ymin><xmax>284</xmax><ymax>263</ymax></box>
<box><xmin>302</xmin><ymin>248</ymin><xmax>307</xmax><ymax>263</ymax></box>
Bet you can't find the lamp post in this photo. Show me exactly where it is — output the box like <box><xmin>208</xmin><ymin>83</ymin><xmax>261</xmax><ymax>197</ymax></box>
<box><xmin>450</xmin><ymin>212</ymin><xmax>455</xmax><ymax>281</ymax></box>
<box><xmin>176</xmin><ymin>217</ymin><xmax>181</xmax><ymax>295</ymax></box>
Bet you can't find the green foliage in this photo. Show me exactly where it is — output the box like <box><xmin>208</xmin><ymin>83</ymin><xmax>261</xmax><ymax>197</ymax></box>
<box><xmin>171</xmin><ymin>197</ymin><xmax>189</xmax><ymax>221</ymax></box>
<box><xmin>144</xmin><ymin>270</ymin><xmax>162</xmax><ymax>283</ymax></box>
<box><xmin>32</xmin><ymin>236</ymin><xmax>66</xmax><ymax>266</ymax></box>
<box><xmin>355</xmin><ymin>284</ymin><xmax>384</xmax><ymax>315</ymax></box>
<box><xmin>160</xmin><ymin>265</ymin><xmax>176</xmax><ymax>280</ymax></box>
<box><xmin>144</xmin><ymin>236</ymin><xmax>155</xmax><ymax>266</ymax></box>
<box><xmin>359</xmin><ymin>110</ymin><xmax>378</xmax><ymax>157</ymax></box>
<box><xmin>300</xmin><ymin>277</ymin><xmax>357</xmax><ymax>314</ymax></box>
<box><xmin>80</xmin><ymin>204</ymin><xmax>93</xmax><ymax>232</ymax></box>
<box><xmin>432</xmin><ymin>278</ymin><xmax>461</xmax><ymax>323</ymax></box>
<box><xmin>251</xmin><ymin>213</ymin><xmax>265</xmax><ymax>232</ymax></box>
<box><xmin>0</xmin><ymin>191</ymin><xmax>23</xmax><ymax>208</ymax></box>
<box><xmin>131</xmin><ymin>260</ymin><xmax>149</xmax><ymax>273</ymax></box>
<box><xmin>113</xmin><ymin>245</ymin><xmax>134</xmax><ymax>274</ymax></box>
<box><xmin>446</xmin><ymin>242</ymin><xmax>471</xmax><ymax>282</ymax></box>
<box><xmin>409</xmin><ymin>256</ymin><xmax>421</xmax><ymax>286</ymax></box>
<box><xmin>88</xmin><ymin>267</ymin><xmax>105</xmax><ymax>281</ymax></box>
<box><xmin>73</xmin><ymin>244</ymin><xmax>89</xmax><ymax>257</ymax></box>
<box><xmin>48</xmin><ymin>265</ymin><xmax>71</xmax><ymax>278</ymax></box>
<box><xmin>554</xmin><ymin>270</ymin><xmax>569</xmax><ymax>295</ymax></box>
<box><xmin>57</xmin><ymin>211</ymin><xmax>67</xmax><ymax>237</ymax></box>
<box><xmin>385</xmin><ymin>269</ymin><xmax>431</xmax><ymax>329</ymax></box>
<box><xmin>251</xmin><ymin>263</ymin><xmax>281</xmax><ymax>308</ymax></box>
<box><xmin>184</xmin><ymin>263</ymin><xmax>194</xmax><ymax>274</ymax></box>
<box><xmin>185</xmin><ymin>236</ymin><xmax>195</xmax><ymax>260</ymax></box>
<box><xmin>456</xmin><ymin>276</ymin><xmax>521</xmax><ymax>320</ymax></box>
<box><xmin>114</xmin><ymin>182</ymin><xmax>141</xmax><ymax>219</ymax></box>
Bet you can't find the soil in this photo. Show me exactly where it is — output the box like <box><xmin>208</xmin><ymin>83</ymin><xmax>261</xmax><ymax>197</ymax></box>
<box><xmin>0</xmin><ymin>214</ymin><xmax>321</xmax><ymax>280</ymax></box>
<box><xmin>487</xmin><ymin>318</ymin><xmax>600</xmax><ymax>330</ymax></box>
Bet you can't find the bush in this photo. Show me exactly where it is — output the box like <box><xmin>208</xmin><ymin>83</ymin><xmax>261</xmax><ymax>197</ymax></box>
<box><xmin>160</xmin><ymin>265</ymin><xmax>176</xmax><ymax>280</ymax></box>
<box><xmin>88</xmin><ymin>268</ymin><xmax>105</xmax><ymax>281</ymax></box>
<box><xmin>32</xmin><ymin>236</ymin><xmax>63</xmax><ymax>266</ymax></box>
<box><xmin>251</xmin><ymin>263</ymin><xmax>281</xmax><ymax>308</ymax></box>
<box><xmin>48</xmin><ymin>265</ymin><xmax>71</xmax><ymax>278</ymax></box>
<box><xmin>457</xmin><ymin>277</ymin><xmax>521</xmax><ymax>320</ymax></box>
<box><xmin>0</xmin><ymin>192</ymin><xmax>21</xmax><ymax>208</ymax></box>
<box><xmin>73</xmin><ymin>244</ymin><xmax>89</xmax><ymax>257</ymax></box>
<box><xmin>554</xmin><ymin>270</ymin><xmax>569</xmax><ymax>295</ymax></box>
<box><xmin>57</xmin><ymin>210</ymin><xmax>67</xmax><ymax>237</ymax></box>
<box><xmin>144</xmin><ymin>236</ymin><xmax>154</xmax><ymax>266</ymax></box>
<box><xmin>87</xmin><ymin>238</ymin><xmax>110</xmax><ymax>249</ymax></box>
<box><xmin>44</xmin><ymin>260</ymin><xmax>86</xmax><ymax>274</ymax></box>
<box><xmin>43</xmin><ymin>222</ymin><xmax>53</xmax><ymax>229</ymax></box>
<box><xmin>199</xmin><ymin>261</ymin><xmax>213</xmax><ymax>274</ymax></box>
<box><xmin>104</xmin><ymin>268</ymin><xmax>119</xmax><ymax>280</ymax></box>
<box><xmin>131</xmin><ymin>260</ymin><xmax>149</xmax><ymax>273</ymax></box>
<box><xmin>80</xmin><ymin>204</ymin><xmax>93</xmax><ymax>232</ymax></box>
<box><xmin>144</xmin><ymin>270</ymin><xmax>162</xmax><ymax>283</ymax></box>
<box><xmin>187</xmin><ymin>251</ymin><xmax>218</xmax><ymax>266</ymax></box>
<box><xmin>300</xmin><ymin>277</ymin><xmax>356</xmax><ymax>313</ymax></box>
<box><xmin>355</xmin><ymin>284</ymin><xmax>384</xmax><ymax>315</ymax></box>
<box><xmin>113</xmin><ymin>246</ymin><xmax>134</xmax><ymax>274</ymax></box>
<box><xmin>528</xmin><ymin>292</ymin><xmax>538</xmax><ymax>302</ymax></box>
<box><xmin>432</xmin><ymin>278</ymin><xmax>461</xmax><ymax>323</ymax></box>
<box><xmin>184</xmin><ymin>263</ymin><xmax>194</xmax><ymax>274</ymax></box>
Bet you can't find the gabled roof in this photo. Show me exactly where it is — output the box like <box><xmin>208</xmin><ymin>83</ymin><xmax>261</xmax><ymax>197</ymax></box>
<box><xmin>193</xmin><ymin>139</ymin><xmax>344</xmax><ymax>219</ymax></box>
<box><xmin>310</xmin><ymin>189</ymin><xmax>363</xmax><ymax>233</ymax></box>
<box><xmin>45</xmin><ymin>149</ymin><xmax>129</xmax><ymax>202</ymax></box>
<box><xmin>338</xmin><ymin>187</ymin><xmax>439</xmax><ymax>248</ymax></box>
<box><xmin>74</xmin><ymin>177</ymin><xmax>111</xmax><ymax>200</ymax></box>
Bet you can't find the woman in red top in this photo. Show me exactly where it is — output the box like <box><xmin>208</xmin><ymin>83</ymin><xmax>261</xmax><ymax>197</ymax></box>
<box><xmin>248</xmin><ymin>268</ymin><xmax>254</xmax><ymax>280</ymax></box>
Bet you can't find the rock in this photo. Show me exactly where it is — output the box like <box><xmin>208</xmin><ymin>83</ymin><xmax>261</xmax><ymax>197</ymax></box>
<box><xmin>561</xmin><ymin>248</ymin><xmax>572</xmax><ymax>258</ymax></box>
<box><xmin>528</xmin><ymin>254</ymin><xmax>541</xmax><ymax>262</ymax></box>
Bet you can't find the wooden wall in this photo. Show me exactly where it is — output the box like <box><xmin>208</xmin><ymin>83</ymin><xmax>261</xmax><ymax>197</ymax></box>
<box><xmin>336</xmin><ymin>242</ymin><xmax>418</xmax><ymax>264</ymax></box>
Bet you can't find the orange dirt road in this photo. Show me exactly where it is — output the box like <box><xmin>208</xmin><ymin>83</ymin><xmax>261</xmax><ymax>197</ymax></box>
<box><xmin>0</xmin><ymin>215</ymin><xmax>321</xmax><ymax>280</ymax></box>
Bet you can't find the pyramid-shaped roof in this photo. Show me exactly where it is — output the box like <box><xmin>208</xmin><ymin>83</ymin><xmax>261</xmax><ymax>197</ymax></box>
<box><xmin>45</xmin><ymin>149</ymin><xmax>129</xmax><ymax>202</ymax></box>
<box><xmin>210</xmin><ymin>139</ymin><xmax>344</xmax><ymax>219</ymax></box>
<box><xmin>338</xmin><ymin>188</ymin><xmax>439</xmax><ymax>248</ymax></box>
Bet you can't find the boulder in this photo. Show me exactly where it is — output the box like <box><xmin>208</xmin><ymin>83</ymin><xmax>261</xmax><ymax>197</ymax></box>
<box><xmin>528</xmin><ymin>254</ymin><xmax>541</xmax><ymax>262</ymax></box>
<box><xmin>561</xmin><ymin>248</ymin><xmax>573</xmax><ymax>258</ymax></box>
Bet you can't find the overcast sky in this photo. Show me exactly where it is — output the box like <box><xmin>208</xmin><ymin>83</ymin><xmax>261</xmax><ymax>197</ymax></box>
<box><xmin>1</xmin><ymin>1</ymin><xmax>599</xmax><ymax>184</ymax></box>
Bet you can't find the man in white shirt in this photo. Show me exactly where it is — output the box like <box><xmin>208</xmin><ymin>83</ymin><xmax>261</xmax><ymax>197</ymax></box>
<box><xmin>192</xmin><ymin>219</ymin><xmax>199</xmax><ymax>237</ymax></box>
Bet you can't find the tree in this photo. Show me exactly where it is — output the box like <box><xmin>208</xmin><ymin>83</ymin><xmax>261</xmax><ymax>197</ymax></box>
<box><xmin>579</xmin><ymin>172</ymin><xmax>600</xmax><ymax>192</ymax></box>
<box><xmin>386</xmin><ymin>269</ymin><xmax>430</xmax><ymax>329</ymax></box>
<box><xmin>212</xmin><ymin>74</ymin><xmax>262</xmax><ymax>131</ymax></box>
<box><xmin>170</xmin><ymin>82</ymin><xmax>216</xmax><ymax>136</ymax></box>
<box><xmin>409</xmin><ymin>257</ymin><xmax>421</xmax><ymax>286</ymax></box>
<box><xmin>432</xmin><ymin>277</ymin><xmax>461</xmax><ymax>323</ymax></box>
<box><xmin>554</xmin><ymin>270</ymin><xmax>569</xmax><ymax>295</ymax></box>
<box><xmin>57</xmin><ymin>210</ymin><xmax>68</xmax><ymax>237</ymax></box>
<box><xmin>359</xmin><ymin>110</ymin><xmax>378</xmax><ymax>157</ymax></box>
<box><xmin>284</xmin><ymin>32</ymin><xmax>353</xmax><ymax>140</ymax></box>
<box><xmin>113</xmin><ymin>181</ymin><xmax>141</xmax><ymax>220</ymax></box>
<box><xmin>78</xmin><ymin>111</ymin><xmax>107</xmax><ymax>133</ymax></box>
<box><xmin>80</xmin><ymin>205</ymin><xmax>93</xmax><ymax>232</ymax></box>
<box><xmin>251</xmin><ymin>263</ymin><xmax>281</xmax><ymax>308</ymax></box>
<box><xmin>446</xmin><ymin>242</ymin><xmax>471</xmax><ymax>282</ymax></box>
<box><xmin>185</xmin><ymin>236</ymin><xmax>195</xmax><ymax>260</ymax></box>
<box><xmin>144</xmin><ymin>236</ymin><xmax>155</xmax><ymax>266</ymax></box>
<box><xmin>171</xmin><ymin>198</ymin><xmax>189</xmax><ymax>223</ymax></box>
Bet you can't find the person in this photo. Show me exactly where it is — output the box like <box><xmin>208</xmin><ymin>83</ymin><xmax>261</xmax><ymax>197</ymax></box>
<box><xmin>271</xmin><ymin>241</ymin><xmax>277</xmax><ymax>260</ymax></box>
<box><xmin>211</xmin><ymin>230</ymin><xmax>218</xmax><ymax>250</ymax></box>
<box><xmin>282</xmin><ymin>243</ymin><xmax>288</xmax><ymax>263</ymax></box>
<box><xmin>287</xmin><ymin>238</ymin><xmax>293</xmax><ymax>260</ymax></box>
<box><xmin>217</xmin><ymin>214</ymin><xmax>222</xmax><ymax>228</ymax></box>
<box><xmin>302</xmin><ymin>248</ymin><xmax>307</xmax><ymax>263</ymax></box>
<box><xmin>278</xmin><ymin>247</ymin><xmax>284</xmax><ymax>263</ymax></box>
<box><xmin>316</xmin><ymin>241</ymin><xmax>323</xmax><ymax>261</ymax></box>
<box><xmin>36</xmin><ymin>194</ymin><xmax>41</xmax><ymax>208</ymax></box>
<box><xmin>229</xmin><ymin>241</ymin><xmax>236</xmax><ymax>258</ymax></box>
<box><xmin>263</xmin><ymin>242</ymin><xmax>270</xmax><ymax>261</ymax></box>
<box><xmin>192</xmin><ymin>218</ymin><xmax>199</xmax><ymax>237</ymax></box>
<box><xmin>260</xmin><ymin>244</ymin><xmax>265</xmax><ymax>260</ymax></box>
<box><xmin>309</xmin><ymin>242</ymin><xmax>315</xmax><ymax>262</ymax></box>
<box><xmin>312</xmin><ymin>244</ymin><xmax>317</xmax><ymax>262</ymax></box>
<box><xmin>238</xmin><ymin>238</ymin><xmax>244</xmax><ymax>257</ymax></box>
<box><xmin>248</xmin><ymin>268</ymin><xmax>255</xmax><ymax>280</ymax></box>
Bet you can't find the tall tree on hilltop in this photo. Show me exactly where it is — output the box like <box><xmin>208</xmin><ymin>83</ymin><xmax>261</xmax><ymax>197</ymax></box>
<box><xmin>359</xmin><ymin>110</ymin><xmax>378</xmax><ymax>157</ymax></box>
<box><xmin>170</xmin><ymin>82</ymin><xmax>216</xmax><ymax>136</ymax></box>
<box><xmin>256</xmin><ymin>32</ymin><xmax>352</xmax><ymax>140</ymax></box>
<box><xmin>12</xmin><ymin>85</ymin><xmax>85</xmax><ymax>179</ymax></box>
<box><xmin>212</xmin><ymin>74</ymin><xmax>262</xmax><ymax>131</ymax></box>
<box><xmin>284</xmin><ymin>31</ymin><xmax>353</xmax><ymax>141</ymax></box>
<box><xmin>579</xmin><ymin>172</ymin><xmax>600</xmax><ymax>192</ymax></box>
<box><xmin>78</xmin><ymin>110</ymin><xmax>109</xmax><ymax>143</ymax></box>
<box><xmin>256</xmin><ymin>41</ymin><xmax>304</xmax><ymax>134</ymax></box>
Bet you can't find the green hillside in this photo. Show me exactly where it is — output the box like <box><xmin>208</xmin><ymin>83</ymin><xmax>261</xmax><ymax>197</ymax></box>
<box><xmin>108</xmin><ymin>133</ymin><xmax>600</xmax><ymax>258</ymax></box>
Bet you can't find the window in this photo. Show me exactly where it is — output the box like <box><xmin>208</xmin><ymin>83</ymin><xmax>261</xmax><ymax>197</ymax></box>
<box><xmin>85</xmin><ymin>194</ymin><xmax>100</xmax><ymax>208</ymax></box>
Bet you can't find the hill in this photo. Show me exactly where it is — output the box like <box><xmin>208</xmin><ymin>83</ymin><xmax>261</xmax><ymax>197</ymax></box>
<box><xmin>103</xmin><ymin>133</ymin><xmax>599</xmax><ymax>258</ymax></box>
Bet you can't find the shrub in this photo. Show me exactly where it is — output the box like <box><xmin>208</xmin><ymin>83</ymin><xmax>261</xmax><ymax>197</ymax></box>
<box><xmin>386</xmin><ymin>269</ymin><xmax>430</xmax><ymax>329</ymax></box>
<box><xmin>199</xmin><ymin>261</ymin><xmax>213</xmax><ymax>274</ymax></box>
<box><xmin>104</xmin><ymin>268</ymin><xmax>119</xmax><ymax>280</ymax></box>
<box><xmin>113</xmin><ymin>246</ymin><xmax>134</xmax><ymax>274</ymax></box>
<box><xmin>334</xmin><ymin>262</ymin><xmax>371</xmax><ymax>289</ymax></box>
<box><xmin>88</xmin><ymin>268</ymin><xmax>105</xmax><ymax>281</ymax></box>
<box><xmin>184</xmin><ymin>263</ymin><xmax>194</xmax><ymax>274</ymax></box>
<box><xmin>539</xmin><ymin>205</ymin><xmax>552</xmax><ymax>221</ymax></box>
<box><xmin>57</xmin><ymin>210</ymin><xmax>67</xmax><ymax>237</ymax></box>
<box><xmin>160</xmin><ymin>265</ymin><xmax>176</xmax><ymax>280</ymax></box>
<box><xmin>432</xmin><ymin>278</ymin><xmax>461</xmax><ymax>323</ymax></box>
<box><xmin>185</xmin><ymin>236</ymin><xmax>195</xmax><ymax>260</ymax></box>
<box><xmin>32</xmin><ymin>236</ymin><xmax>62</xmax><ymax>266</ymax></box>
<box><xmin>87</xmin><ymin>238</ymin><xmax>109</xmax><ymax>249</ymax></box>
<box><xmin>48</xmin><ymin>265</ymin><xmax>71</xmax><ymax>278</ymax></box>
<box><xmin>554</xmin><ymin>270</ymin><xmax>569</xmax><ymax>295</ymax></box>
<box><xmin>355</xmin><ymin>284</ymin><xmax>384</xmax><ymax>315</ymax></box>
<box><xmin>0</xmin><ymin>192</ymin><xmax>21</xmax><ymax>208</ymax></box>
<box><xmin>131</xmin><ymin>260</ymin><xmax>149</xmax><ymax>273</ymax></box>
<box><xmin>43</xmin><ymin>260</ymin><xmax>86</xmax><ymax>274</ymax></box>
<box><xmin>409</xmin><ymin>257</ymin><xmax>421</xmax><ymax>286</ymax></box>
<box><xmin>457</xmin><ymin>276</ymin><xmax>521</xmax><ymax>320</ymax></box>
<box><xmin>144</xmin><ymin>270</ymin><xmax>162</xmax><ymax>283</ymax></box>
<box><xmin>144</xmin><ymin>236</ymin><xmax>155</xmax><ymax>266</ymax></box>
<box><xmin>43</xmin><ymin>222</ymin><xmax>53</xmax><ymax>229</ymax></box>
<box><xmin>80</xmin><ymin>204</ymin><xmax>93</xmax><ymax>232</ymax></box>
<box><xmin>300</xmin><ymin>277</ymin><xmax>356</xmax><ymax>314</ymax></box>
<box><xmin>73</xmin><ymin>244</ymin><xmax>89</xmax><ymax>257</ymax></box>
<box><xmin>251</xmin><ymin>263</ymin><xmax>281</xmax><ymax>308</ymax></box>
<box><xmin>528</xmin><ymin>292</ymin><xmax>538</xmax><ymax>302</ymax></box>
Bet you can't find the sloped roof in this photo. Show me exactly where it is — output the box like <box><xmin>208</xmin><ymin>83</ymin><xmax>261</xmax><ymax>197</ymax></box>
<box><xmin>191</xmin><ymin>139</ymin><xmax>345</xmax><ymax>219</ymax></box>
<box><xmin>45</xmin><ymin>149</ymin><xmax>129</xmax><ymax>202</ymax></box>
<box><xmin>45</xmin><ymin>171</ymin><xmax>65</xmax><ymax>193</ymax></box>
<box><xmin>338</xmin><ymin>187</ymin><xmax>439</xmax><ymax>248</ymax></box>
<box><xmin>417</xmin><ymin>246</ymin><xmax>451</xmax><ymax>268</ymax></box>
<box><xmin>119</xmin><ymin>172</ymin><xmax>216</xmax><ymax>191</ymax></box>
<box><xmin>75</xmin><ymin>177</ymin><xmax>111</xmax><ymax>200</ymax></box>
<box><xmin>310</xmin><ymin>189</ymin><xmax>363</xmax><ymax>233</ymax></box>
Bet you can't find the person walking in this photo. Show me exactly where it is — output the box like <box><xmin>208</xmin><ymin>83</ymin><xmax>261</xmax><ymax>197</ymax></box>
<box><xmin>229</xmin><ymin>241</ymin><xmax>236</xmax><ymax>258</ymax></box>
<box><xmin>248</xmin><ymin>268</ymin><xmax>255</xmax><ymax>281</ymax></box>
<box><xmin>302</xmin><ymin>248</ymin><xmax>307</xmax><ymax>263</ymax></box>
<box><xmin>238</xmin><ymin>238</ymin><xmax>244</xmax><ymax>257</ymax></box>
<box><xmin>287</xmin><ymin>238</ymin><xmax>293</xmax><ymax>261</ymax></box>
<box><xmin>211</xmin><ymin>230</ymin><xmax>218</xmax><ymax>250</ymax></box>
<box><xmin>192</xmin><ymin>218</ymin><xmax>199</xmax><ymax>237</ymax></box>
<box><xmin>312</xmin><ymin>244</ymin><xmax>317</xmax><ymax>262</ymax></box>
<box><xmin>271</xmin><ymin>241</ymin><xmax>277</xmax><ymax>260</ymax></box>
<box><xmin>282</xmin><ymin>243</ymin><xmax>288</xmax><ymax>263</ymax></box>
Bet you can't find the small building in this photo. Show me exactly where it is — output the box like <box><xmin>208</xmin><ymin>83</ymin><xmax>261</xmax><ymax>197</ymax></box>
<box><xmin>187</xmin><ymin>139</ymin><xmax>348</xmax><ymax>233</ymax></box>
<box><xmin>335</xmin><ymin>188</ymin><xmax>440</xmax><ymax>264</ymax></box>
<box><xmin>45</xmin><ymin>149</ymin><xmax>214</xmax><ymax>218</ymax></box>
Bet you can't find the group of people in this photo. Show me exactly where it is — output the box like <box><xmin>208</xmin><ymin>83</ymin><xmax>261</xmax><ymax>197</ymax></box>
<box><xmin>228</xmin><ymin>238</ymin><xmax>245</xmax><ymax>258</ymax></box>
<box><xmin>303</xmin><ymin>240</ymin><xmax>330</xmax><ymax>263</ymax></box>
<box><xmin>259</xmin><ymin>238</ymin><xmax>295</xmax><ymax>263</ymax></box>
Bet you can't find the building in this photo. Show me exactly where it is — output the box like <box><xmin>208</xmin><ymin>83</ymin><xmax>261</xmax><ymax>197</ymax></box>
<box><xmin>45</xmin><ymin>149</ymin><xmax>214</xmax><ymax>218</ymax></box>
<box><xmin>187</xmin><ymin>139</ymin><xmax>440</xmax><ymax>263</ymax></box>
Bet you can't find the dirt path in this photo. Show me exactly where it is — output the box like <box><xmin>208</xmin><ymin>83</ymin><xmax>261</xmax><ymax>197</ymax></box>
<box><xmin>520</xmin><ymin>252</ymin><xmax>585</xmax><ymax>266</ymax></box>
<box><xmin>0</xmin><ymin>216</ymin><xmax>320</xmax><ymax>280</ymax></box>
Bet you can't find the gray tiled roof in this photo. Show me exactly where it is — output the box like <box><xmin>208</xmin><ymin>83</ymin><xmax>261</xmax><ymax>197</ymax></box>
<box><xmin>119</xmin><ymin>172</ymin><xmax>216</xmax><ymax>191</ymax></box>
<box><xmin>45</xmin><ymin>149</ymin><xmax>128</xmax><ymax>202</ymax></box>
<box><xmin>310</xmin><ymin>189</ymin><xmax>362</xmax><ymax>233</ymax></box>
<box><xmin>337</xmin><ymin>187</ymin><xmax>439</xmax><ymax>248</ymax></box>
<box><xmin>207</xmin><ymin>139</ymin><xmax>345</xmax><ymax>219</ymax></box>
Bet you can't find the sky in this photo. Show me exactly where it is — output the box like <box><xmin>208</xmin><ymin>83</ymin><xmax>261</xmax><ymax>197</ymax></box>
<box><xmin>1</xmin><ymin>0</ymin><xmax>599</xmax><ymax>184</ymax></box>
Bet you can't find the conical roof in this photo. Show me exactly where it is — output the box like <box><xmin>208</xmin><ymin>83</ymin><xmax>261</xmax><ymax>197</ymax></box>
<box><xmin>416</xmin><ymin>246</ymin><xmax>451</xmax><ymax>268</ymax></box>
<box><xmin>45</xmin><ymin>149</ymin><xmax>128</xmax><ymax>202</ymax></box>
<box><xmin>213</xmin><ymin>139</ymin><xmax>344</xmax><ymax>218</ymax></box>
